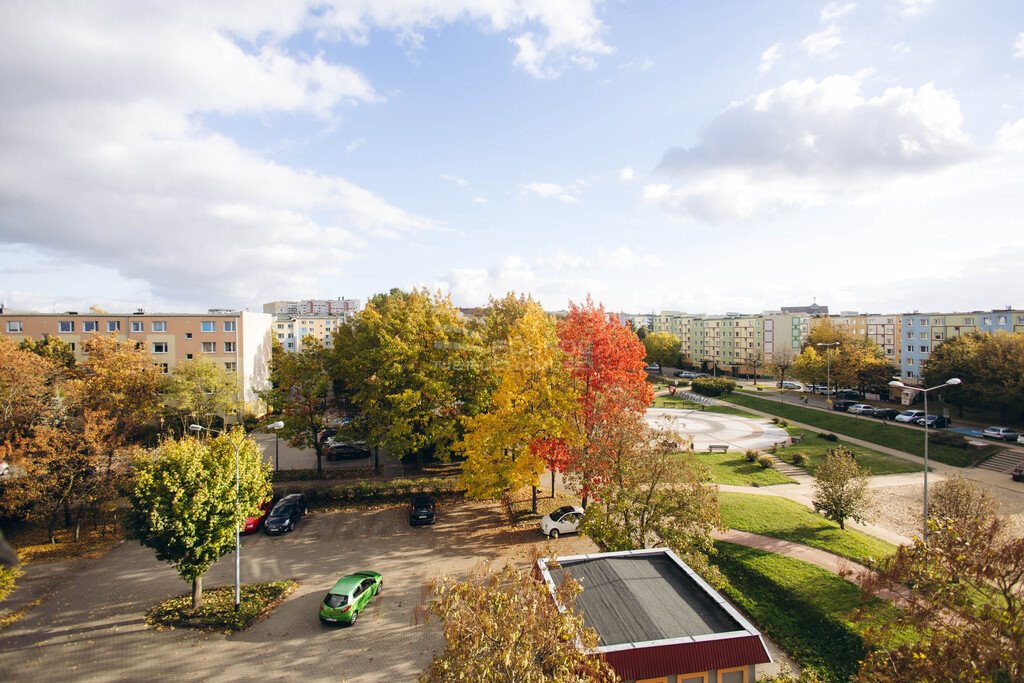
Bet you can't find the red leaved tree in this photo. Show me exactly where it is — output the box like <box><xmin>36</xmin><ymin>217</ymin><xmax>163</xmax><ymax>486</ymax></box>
<box><xmin>534</xmin><ymin>296</ymin><xmax>652</xmax><ymax>507</ymax></box>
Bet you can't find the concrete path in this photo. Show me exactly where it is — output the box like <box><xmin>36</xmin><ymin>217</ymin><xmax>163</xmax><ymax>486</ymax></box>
<box><xmin>644</xmin><ymin>407</ymin><xmax>789</xmax><ymax>452</ymax></box>
<box><xmin>713</xmin><ymin>529</ymin><xmax>871</xmax><ymax>583</ymax></box>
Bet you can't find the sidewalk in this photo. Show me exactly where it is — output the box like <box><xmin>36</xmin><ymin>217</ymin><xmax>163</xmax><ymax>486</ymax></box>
<box><xmin>713</xmin><ymin>529</ymin><xmax>871</xmax><ymax>583</ymax></box>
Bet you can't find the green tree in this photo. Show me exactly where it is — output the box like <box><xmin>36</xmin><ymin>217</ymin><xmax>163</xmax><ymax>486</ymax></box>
<box><xmin>127</xmin><ymin>432</ymin><xmax>271</xmax><ymax>608</ymax></box>
<box><xmin>163</xmin><ymin>357</ymin><xmax>240</xmax><ymax>434</ymax></box>
<box><xmin>258</xmin><ymin>338</ymin><xmax>331</xmax><ymax>475</ymax></box>
<box><xmin>642</xmin><ymin>331</ymin><xmax>681</xmax><ymax>369</ymax></box>
<box><xmin>768</xmin><ymin>345</ymin><xmax>797</xmax><ymax>388</ymax></box>
<box><xmin>795</xmin><ymin>319</ymin><xmax>894</xmax><ymax>391</ymax></box>
<box><xmin>811</xmin><ymin>448</ymin><xmax>870</xmax><ymax>530</ymax></box>
<box><xmin>19</xmin><ymin>335</ymin><xmax>76</xmax><ymax>369</ymax></box>
<box><xmin>422</xmin><ymin>563</ymin><xmax>619</xmax><ymax>682</ymax></box>
<box><xmin>924</xmin><ymin>331</ymin><xmax>1024</xmax><ymax>420</ymax></box>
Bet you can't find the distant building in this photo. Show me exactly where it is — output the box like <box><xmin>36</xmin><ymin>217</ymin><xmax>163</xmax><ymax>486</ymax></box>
<box><xmin>263</xmin><ymin>298</ymin><xmax>361</xmax><ymax>318</ymax></box>
<box><xmin>781</xmin><ymin>303</ymin><xmax>829</xmax><ymax>317</ymax></box>
<box><xmin>272</xmin><ymin>315</ymin><xmax>345</xmax><ymax>352</ymax></box>
<box><xmin>899</xmin><ymin>308</ymin><xmax>1024</xmax><ymax>383</ymax></box>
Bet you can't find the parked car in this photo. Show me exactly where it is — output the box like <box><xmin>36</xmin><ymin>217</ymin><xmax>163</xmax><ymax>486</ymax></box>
<box><xmin>836</xmin><ymin>389</ymin><xmax>863</xmax><ymax>400</ymax></box>
<box><xmin>869</xmin><ymin>408</ymin><xmax>901</xmax><ymax>420</ymax></box>
<box><xmin>0</xmin><ymin>462</ymin><xmax>9</xmax><ymax>477</ymax></box>
<box><xmin>914</xmin><ymin>415</ymin><xmax>952</xmax><ymax>428</ymax></box>
<box><xmin>319</xmin><ymin>428</ymin><xmax>338</xmax><ymax>444</ymax></box>
<box><xmin>264</xmin><ymin>493</ymin><xmax>307</xmax><ymax>535</ymax></box>
<box><xmin>1018</xmin><ymin>434</ymin><xmax>1024</xmax><ymax>445</ymax></box>
<box><xmin>895</xmin><ymin>410</ymin><xmax>927</xmax><ymax>423</ymax></box>
<box><xmin>675</xmin><ymin>370</ymin><xmax>698</xmax><ymax>379</ymax></box>
<box><xmin>409</xmin><ymin>494</ymin><xmax>436</xmax><ymax>526</ymax></box>
<box><xmin>983</xmin><ymin>426</ymin><xmax>1022</xmax><ymax>441</ymax></box>
<box><xmin>326</xmin><ymin>442</ymin><xmax>372</xmax><ymax>460</ymax></box>
<box><xmin>243</xmin><ymin>499</ymin><xmax>272</xmax><ymax>534</ymax></box>
<box><xmin>777</xmin><ymin>381</ymin><xmax>804</xmax><ymax>390</ymax></box>
<box><xmin>831</xmin><ymin>400</ymin><xmax>859</xmax><ymax>412</ymax></box>
<box><xmin>539</xmin><ymin>505</ymin><xmax>584</xmax><ymax>539</ymax></box>
<box><xmin>644</xmin><ymin>363</ymin><xmax>661</xmax><ymax>372</ymax></box>
<box><xmin>846</xmin><ymin>404</ymin><xmax>875</xmax><ymax>415</ymax></box>
<box><xmin>693</xmin><ymin>372</ymin><xmax>710</xmax><ymax>378</ymax></box>
<box><xmin>318</xmin><ymin>571</ymin><xmax>383</xmax><ymax>626</ymax></box>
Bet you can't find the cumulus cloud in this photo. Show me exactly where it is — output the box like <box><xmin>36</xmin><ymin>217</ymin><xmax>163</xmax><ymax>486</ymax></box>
<box><xmin>898</xmin><ymin>0</ymin><xmax>935</xmax><ymax>17</ymax></box>
<box><xmin>651</xmin><ymin>73</ymin><xmax>976</xmax><ymax>222</ymax></box>
<box><xmin>758</xmin><ymin>43</ymin><xmax>783</xmax><ymax>74</ymax></box>
<box><xmin>803</xmin><ymin>25</ymin><xmax>843</xmax><ymax>57</ymax></box>
<box><xmin>618</xmin><ymin>167</ymin><xmax>637</xmax><ymax>182</ymax></box>
<box><xmin>535</xmin><ymin>252</ymin><xmax>594</xmax><ymax>270</ymax></box>
<box><xmin>433</xmin><ymin>256</ymin><xmax>602</xmax><ymax>308</ymax></box>
<box><xmin>440</xmin><ymin>173</ymin><xmax>470</xmax><ymax>187</ymax></box>
<box><xmin>521</xmin><ymin>182</ymin><xmax>579</xmax><ymax>204</ymax></box>
<box><xmin>1015</xmin><ymin>33</ymin><xmax>1024</xmax><ymax>59</ymax></box>
<box><xmin>821</xmin><ymin>2</ymin><xmax>857</xmax><ymax>21</ymax></box>
<box><xmin>597</xmin><ymin>246</ymin><xmax>662</xmax><ymax>269</ymax></box>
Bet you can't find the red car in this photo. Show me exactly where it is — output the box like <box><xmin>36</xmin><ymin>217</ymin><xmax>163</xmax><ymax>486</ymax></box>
<box><xmin>243</xmin><ymin>500</ymin><xmax>273</xmax><ymax>534</ymax></box>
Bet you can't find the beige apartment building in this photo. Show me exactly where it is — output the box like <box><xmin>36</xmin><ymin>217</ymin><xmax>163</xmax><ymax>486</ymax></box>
<box><xmin>272</xmin><ymin>315</ymin><xmax>345</xmax><ymax>352</ymax></box>
<box><xmin>1</xmin><ymin>310</ymin><xmax>273</xmax><ymax>414</ymax></box>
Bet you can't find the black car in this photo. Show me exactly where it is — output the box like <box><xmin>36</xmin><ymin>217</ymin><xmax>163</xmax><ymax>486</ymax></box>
<box><xmin>831</xmin><ymin>399</ymin><xmax>860</xmax><ymax>412</ymax></box>
<box><xmin>869</xmin><ymin>408</ymin><xmax>901</xmax><ymax>420</ymax></box>
<box><xmin>409</xmin><ymin>495</ymin><xmax>436</xmax><ymax>526</ymax></box>
<box><xmin>326</xmin><ymin>442</ymin><xmax>372</xmax><ymax>461</ymax></box>
<box><xmin>264</xmin><ymin>493</ymin><xmax>307</xmax><ymax>535</ymax></box>
<box><xmin>914</xmin><ymin>414</ymin><xmax>952</xmax><ymax>428</ymax></box>
<box><xmin>836</xmin><ymin>389</ymin><xmax>863</xmax><ymax>400</ymax></box>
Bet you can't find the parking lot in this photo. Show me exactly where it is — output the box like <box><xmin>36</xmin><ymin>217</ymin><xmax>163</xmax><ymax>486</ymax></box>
<box><xmin>0</xmin><ymin>500</ymin><xmax>597</xmax><ymax>681</ymax></box>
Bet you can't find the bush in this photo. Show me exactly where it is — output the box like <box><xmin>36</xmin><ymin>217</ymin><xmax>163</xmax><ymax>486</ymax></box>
<box><xmin>691</xmin><ymin>377</ymin><xmax>738</xmax><ymax>397</ymax></box>
<box><xmin>928</xmin><ymin>430</ymin><xmax>969</xmax><ymax>449</ymax></box>
<box><xmin>791</xmin><ymin>452</ymin><xmax>807</xmax><ymax>466</ymax></box>
<box><xmin>272</xmin><ymin>467</ymin><xmax>374</xmax><ymax>482</ymax></box>
<box><xmin>778</xmin><ymin>419</ymin><xmax>789</xmax><ymax>428</ymax></box>
<box><xmin>771</xmin><ymin>417</ymin><xmax>780</xmax><ymax>424</ymax></box>
<box><xmin>757</xmin><ymin>455</ymin><xmax>776</xmax><ymax>470</ymax></box>
<box><xmin>145</xmin><ymin>580</ymin><xmax>297</xmax><ymax>633</ymax></box>
<box><xmin>816</xmin><ymin>432</ymin><xmax>839</xmax><ymax>442</ymax></box>
<box><xmin>0</xmin><ymin>564</ymin><xmax>21</xmax><ymax>602</ymax></box>
<box><xmin>745</xmin><ymin>449</ymin><xmax>760</xmax><ymax>462</ymax></box>
<box><xmin>768</xmin><ymin>443</ymin><xmax>779</xmax><ymax>454</ymax></box>
<box><xmin>274</xmin><ymin>477</ymin><xmax>466</xmax><ymax>508</ymax></box>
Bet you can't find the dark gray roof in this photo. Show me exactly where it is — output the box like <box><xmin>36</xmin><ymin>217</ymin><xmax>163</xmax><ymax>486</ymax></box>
<box><xmin>550</xmin><ymin>554</ymin><xmax>741</xmax><ymax>647</ymax></box>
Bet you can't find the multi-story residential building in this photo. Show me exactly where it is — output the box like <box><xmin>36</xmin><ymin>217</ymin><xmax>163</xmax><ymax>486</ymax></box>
<box><xmin>865</xmin><ymin>314</ymin><xmax>901</xmax><ymax>367</ymax></box>
<box><xmin>619</xmin><ymin>312</ymin><xmax>655</xmax><ymax>331</ymax></box>
<box><xmin>263</xmin><ymin>298</ymin><xmax>361</xmax><ymax>319</ymax></box>
<box><xmin>0</xmin><ymin>309</ymin><xmax>273</xmax><ymax>413</ymax></box>
<box><xmin>652</xmin><ymin>310</ymin><xmax>690</xmax><ymax>338</ymax></box>
<box><xmin>272</xmin><ymin>315</ymin><xmax>346</xmax><ymax>352</ymax></box>
<box><xmin>899</xmin><ymin>308</ymin><xmax>1024</xmax><ymax>382</ymax></box>
<box><xmin>763</xmin><ymin>312</ymin><xmax>810</xmax><ymax>361</ymax></box>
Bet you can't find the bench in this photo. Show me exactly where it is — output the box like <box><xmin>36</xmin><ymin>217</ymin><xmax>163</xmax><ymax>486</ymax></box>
<box><xmin>707</xmin><ymin>444</ymin><xmax>729</xmax><ymax>453</ymax></box>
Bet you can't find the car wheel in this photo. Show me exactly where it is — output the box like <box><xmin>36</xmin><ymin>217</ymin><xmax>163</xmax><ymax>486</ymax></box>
<box><xmin>348</xmin><ymin>610</ymin><xmax>358</xmax><ymax>626</ymax></box>
<box><xmin>376</xmin><ymin>582</ymin><xmax>383</xmax><ymax>596</ymax></box>
<box><xmin>549</xmin><ymin>529</ymin><xmax>559</xmax><ymax>539</ymax></box>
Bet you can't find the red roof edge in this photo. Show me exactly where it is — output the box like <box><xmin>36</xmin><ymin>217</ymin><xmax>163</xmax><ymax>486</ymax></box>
<box><xmin>600</xmin><ymin>634</ymin><xmax>771</xmax><ymax>680</ymax></box>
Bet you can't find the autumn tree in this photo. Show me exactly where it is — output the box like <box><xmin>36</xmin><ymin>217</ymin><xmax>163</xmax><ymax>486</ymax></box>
<box><xmin>74</xmin><ymin>334</ymin><xmax>162</xmax><ymax>441</ymax></box>
<box><xmin>794</xmin><ymin>319</ymin><xmax>894</xmax><ymax>391</ymax></box>
<box><xmin>767</xmin><ymin>345</ymin><xmax>796</xmax><ymax>388</ymax></box>
<box><xmin>163</xmin><ymin>357</ymin><xmax>240</xmax><ymax>434</ymax></box>
<box><xmin>258</xmin><ymin>337</ymin><xmax>331</xmax><ymax>475</ymax></box>
<box><xmin>127</xmin><ymin>432</ymin><xmax>271</xmax><ymax>608</ymax></box>
<box><xmin>642</xmin><ymin>331</ymin><xmax>681</xmax><ymax>370</ymax></box>
<box><xmin>19</xmin><ymin>335</ymin><xmax>76</xmax><ymax>369</ymax></box>
<box><xmin>0</xmin><ymin>337</ymin><xmax>60</xmax><ymax>443</ymax></box>
<box><xmin>924</xmin><ymin>331</ymin><xmax>1024</xmax><ymax>420</ymax></box>
<box><xmin>422</xmin><ymin>563</ymin><xmax>619</xmax><ymax>682</ymax></box>
<box><xmin>458</xmin><ymin>302</ymin><xmax>577</xmax><ymax>509</ymax></box>
<box><xmin>812</xmin><ymin>448</ymin><xmax>870</xmax><ymax>530</ymax></box>
<box><xmin>857</xmin><ymin>477</ymin><xmax>1024</xmax><ymax>682</ymax></box>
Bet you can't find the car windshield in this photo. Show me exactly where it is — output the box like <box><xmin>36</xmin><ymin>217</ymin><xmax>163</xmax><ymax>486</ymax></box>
<box><xmin>552</xmin><ymin>505</ymin><xmax>577</xmax><ymax>517</ymax></box>
<box><xmin>324</xmin><ymin>593</ymin><xmax>348</xmax><ymax>608</ymax></box>
<box><xmin>270</xmin><ymin>504</ymin><xmax>294</xmax><ymax>517</ymax></box>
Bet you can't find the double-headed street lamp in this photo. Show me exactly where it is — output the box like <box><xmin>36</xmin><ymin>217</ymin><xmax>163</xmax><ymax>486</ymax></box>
<box><xmin>815</xmin><ymin>342</ymin><xmax>839</xmax><ymax>401</ymax></box>
<box><xmin>189</xmin><ymin>420</ymin><xmax>284</xmax><ymax>611</ymax></box>
<box><xmin>888</xmin><ymin>377</ymin><xmax>962</xmax><ymax>543</ymax></box>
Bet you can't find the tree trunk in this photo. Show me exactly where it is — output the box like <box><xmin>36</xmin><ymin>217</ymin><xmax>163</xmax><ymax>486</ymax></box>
<box><xmin>839</xmin><ymin>518</ymin><xmax>846</xmax><ymax>530</ymax></box>
<box><xmin>192</xmin><ymin>576</ymin><xmax>203</xmax><ymax>610</ymax></box>
<box><xmin>73</xmin><ymin>503</ymin><xmax>85</xmax><ymax>542</ymax></box>
<box><xmin>551</xmin><ymin>471</ymin><xmax>555</xmax><ymax>498</ymax></box>
<box><xmin>531</xmin><ymin>486</ymin><xmax>537</xmax><ymax>514</ymax></box>
<box><xmin>374</xmin><ymin>446</ymin><xmax>380</xmax><ymax>475</ymax></box>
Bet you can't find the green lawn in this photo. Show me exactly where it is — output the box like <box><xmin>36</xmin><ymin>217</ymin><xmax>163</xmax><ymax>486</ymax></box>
<box><xmin>719</xmin><ymin>492</ymin><xmax>897</xmax><ymax>564</ymax></box>
<box><xmin>712</xmin><ymin>542</ymin><xmax>882</xmax><ymax>683</ymax></box>
<box><xmin>722</xmin><ymin>393</ymin><xmax>1000</xmax><ymax>467</ymax></box>
<box><xmin>779</xmin><ymin>426</ymin><xmax>920</xmax><ymax>476</ymax></box>
<box><xmin>691</xmin><ymin>453</ymin><xmax>796</xmax><ymax>486</ymax></box>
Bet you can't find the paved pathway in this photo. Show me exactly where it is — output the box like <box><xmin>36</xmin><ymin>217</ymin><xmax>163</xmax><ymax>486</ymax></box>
<box><xmin>713</xmin><ymin>529</ymin><xmax>871</xmax><ymax>583</ymax></box>
<box><xmin>644</xmin><ymin>407</ymin><xmax>789</xmax><ymax>452</ymax></box>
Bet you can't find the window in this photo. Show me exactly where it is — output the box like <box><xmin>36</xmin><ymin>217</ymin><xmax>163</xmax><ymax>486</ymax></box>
<box><xmin>934</xmin><ymin>333</ymin><xmax>943</xmax><ymax>340</ymax></box>
<box><xmin>718</xmin><ymin>667</ymin><xmax>747</xmax><ymax>683</ymax></box>
<box><xmin>131</xmin><ymin>321</ymin><xmax>143</xmax><ymax>332</ymax></box>
<box><xmin>277</xmin><ymin>333</ymin><xmax>284</xmax><ymax>339</ymax></box>
<box><xmin>983</xmin><ymin>317</ymin><xmax>991</xmax><ymax>325</ymax></box>
<box><xmin>185</xmin><ymin>332</ymin><xmax>192</xmax><ymax>339</ymax></box>
<box><xmin>907</xmin><ymin>345</ymin><xmax>914</xmax><ymax>352</ymax></box>
<box><xmin>965</xmin><ymin>317</ymin><xmax>974</xmax><ymax>325</ymax></box>
<box><xmin>59</xmin><ymin>321</ymin><xmax>74</xmax><ymax>332</ymax></box>
<box><xmin>998</xmin><ymin>316</ymin><xmax>1007</xmax><ymax>325</ymax></box>
<box><xmin>223</xmin><ymin>321</ymin><xmax>236</xmax><ymax>332</ymax></box>
<box><xmin>107</xmin><ymin>321</ymin><xmax>120</xmax><ymax>332</ymax></box>
<box><xmin>637</xmin><ymin>678</ymin><xmax>669</xmax><ymax>683</ymax></box>
<box><xmin>83</xmin><ymin>321</ymin><xmax>98</xmax><ymax>332</ymax></box>
<box><xmin>223</xmin><ymin>341</ymin><xmax>236</xmax><ymax>352</ymax></box>
<box><xmin>6</xmin><ymin>321</ymin><xmax>22</xmax><ymax>333</ymax></box>
<box><xmin>919</xmin><ymin>318</ymin><xmax>927</xmax><ymax>326</ymax></box>
<box><xmin>921</xmin><ymin>346</ymin><xmax>929</xmax><ymax>353</ymax></box>
<box><xmin>152</xmin><ymin>321</ymin><xmax>167</xmax><ymax>332</ymax></box>
<box><xmin>225</xmin><ymin>362</ymin><xmax>237</xmax><ymax>372</ymax></box>
<box><xmin>908</xmin><ymin>358</ymin><xmax>915</xmax><ymax>365</ymax></box>
<box><xmin>678</xmin><ymin>674</ymin><xmax>708</xmax><ymax>683</ymax></box>
<box><xmin>158</xmin><ymin>363</ymin><xmax>169</xmax><ymax>374</ymax></box>
<box><xmin>201</xmin><ymin>321</ymin><xmax>215</xmax><ymax>332</ymax></box>
<box><xmin>201</xmin><ymin>341</ymin><xmax>215</xmax><ymax>353</ymax></box>
<box><xmin>919</xmin><ymin>332</ymin><xmax>927</xmax><ymax>339</ymax></box>
<box><xmin>906</xmin><ymin>332</ymin><xmax>913</xmax><ymax>339</ymax></box>
<box><xmin>185</xmin><ymin>353</ymin><xmax>193</xmax><ymax>360</ymax></box>
<box><xmin>277</xmin><ymin>323</ymin><xmax>284</xmax><ymax>329</ymax></box>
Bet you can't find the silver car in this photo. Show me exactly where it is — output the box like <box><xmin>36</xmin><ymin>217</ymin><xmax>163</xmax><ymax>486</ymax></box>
<box><xmin>983</xmin><ymin>426</ymin><xmax>1021</xmax><ymax>441</ymax></box>
<box><xmin>846</xmin><ymin>404</ymin><xmax>875</xmax><ymax>415</ymax></box>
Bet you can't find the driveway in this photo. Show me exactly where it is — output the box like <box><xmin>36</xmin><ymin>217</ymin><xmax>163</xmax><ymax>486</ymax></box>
<box><xmin>0</xmin><ymin>501</ymin><xmax>597</xmax><ymax>682</ymax></box>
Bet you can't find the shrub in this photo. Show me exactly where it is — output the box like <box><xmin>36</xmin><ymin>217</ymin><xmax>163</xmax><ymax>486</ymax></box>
<box><xmin>271</xmin><ymin>467</ymin><xmax>374</xmax><ymax>482</ymax></box>
<box><xmin>768</xmin><ymin>443</ymin><xmax>779</xmax><ymax>454</ymax></box>
<box><xmin>691</xmin><ymin>377</ymin><xmax>738</xmax><ymax>397</ymax></box>
<box><xmin>274</xmin><ymin>477</ymin><xmax>466</xmax><ymax>508</ymax></box>
<box><xmin>778</xmin><ymin>419</ymin><xmax>789</xmax><ymax>428</ymax></box>
<box><xmin>928</xmin><ymin>430</ymin><xmax>969</xmax><ymax>449</ymax></box>
<box><xmin>0</xmin><ymin>565</ymin><xmax>22</xmax><ymax>602</ymax></box>
<box><xmin>745</xmin><ymin>449</ymin><xmax>760</xmax><ymax>462</ymax></box>
<box><xmin>816</xmin><ymin>432</ymin><xmax>839</xmax><ymax>442</ymax></box>
<box><xmin>791</xmin><ymin>452</ymin><xmax>807</xmax><ymax>466</ymax></box>
<box><xmin>757</xmin><ymin>455</ymin><xmax>776</xmax><ymax>470</ymax></box>
<box><xmin>771</xmin><ymin>417</ymin><xmax>780</xmax><ymax>424</ymax></box>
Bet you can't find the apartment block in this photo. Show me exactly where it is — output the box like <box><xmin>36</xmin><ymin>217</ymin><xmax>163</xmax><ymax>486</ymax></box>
<box><xmin>0</xmin><ymin>310</ymin><xmax>273</xmax><ymax>413</ymax></box>
<box><xmin>263</xmin><ymin>298</ymin><xmax>361</xmax><ymax>319</ymax></box>
<box><xmin>900</xmin><ymin>308</ymin><xmax>1024</xmax><ymax>382</ymax></box>
<box><xmin>272</xmin><ymin>315</ymin><xmax>345</xmax><ymax>352</ymax></box>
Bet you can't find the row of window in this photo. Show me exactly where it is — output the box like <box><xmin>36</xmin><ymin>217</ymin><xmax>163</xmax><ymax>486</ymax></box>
<box><xmin>157</xmin><ymin>361</ymin><xmax>236</xmax><ymax>374</ymax></box>
<box><xmin>6</xmin><ymin>320</ymin><xmax>237</xmax><ymax>334</ymax></box>
<box><xmin>907</xmin><ymin>314</ymin><xmax>1023</xmax><ymax>327</ymax></box>
<box><xmin>906</xmin><ymin>345</ymin><xmax>930</xmax><ymax>353</ymax></box>
<box><xmin>153</xmin><ymin>342</ymin><xmax>235</xmax><ymax>354</ymax></box>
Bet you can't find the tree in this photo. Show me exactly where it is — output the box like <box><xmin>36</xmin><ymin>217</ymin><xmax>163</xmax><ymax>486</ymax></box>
<box><xmin>74</xmin><ymin>334</ymin><xmax>162</xmax><ymax>440</ymax></box>
<box><xmin>747</xmin><ymin>349</ymin><xmax>764</xmax><ymax>384</ymax></box>
<box><xmin>422</xmin><ymin>563</ymin><xmax>619</xmax><ymax>682</ymax></box>
<box><xmin>856</xmin><ymin>477</ymin><xmax>1024</xmax><ymax>682</ymax></box>
<box><xmin>579</xmin><ymin>417</ymin><xmax>721</xmax><ymax>579</ymax></box>
<box><xmin>642</xmin><ymin>331</ymin><xmax>681</xmax><ymax>370</ymax></box>
<box><xmin>458</xmin><ymin>302</ymin><xmax>577</xmax><ymax>506</ymax></box>
<box><xmin>924</xmin><ymin>331</ymin><xmax>1024</xmax><ymax>420</ymax></box>
<box><xmin>19</xmin><ymin>335</ymin><xmax>76</xmax><ymax>369</ymax></box>
<box><xmin>258</xmin><ymin>338</ymin><xmax>331</xmax><ymax>475</ymax></box>
<box><xmin>794</xmin><ymin>320</ymin><xmax>894</xmax><ymax>391</ymax></box>
<box><xmin>811</xmin><ymin>448</ymin><xmax>870</xmax><ymax>530</ymax></box>
<box><xmin>126</xmin><ymin>432</ymin><xmax>271</xmax><ymax>608</ymax></box>
<box><xmin>767</xmin><ymin>345</ymin><xmax>796</xmax><ymax>388</ymax></box>
<box><xmin>163</xmin><ymin>357</ymin><xmax>240</xmax><ymax>434</ymax></box>
<box><xmin>0</xmin><ymin>337</ymin><xmax>60</xmax><ymax>443</ymax></box>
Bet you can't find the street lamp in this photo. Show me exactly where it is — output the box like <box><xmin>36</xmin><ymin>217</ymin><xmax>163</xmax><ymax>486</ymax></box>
<box><xmin>189</xmin><ymin>420</ymin><xmax>284</xmax><ymax>611</ymax></box>
<box><xmin>815</xmin><ymin>342</ymin><xmax>839</xmax><ymax>400</ymax></box>
<box><xmin>888</xmin><ymin>377</ymin><xmax>962</xmax><ymax>543</ymax></box>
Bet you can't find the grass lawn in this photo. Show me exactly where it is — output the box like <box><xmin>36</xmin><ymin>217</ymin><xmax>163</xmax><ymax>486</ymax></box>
<box><xmin>719</xmin><ymin>492</ymin><xmax>897</xmax><ymax>564</ymax></box>
<box><xmin>722</xmin><ymin>393</ymin><xmax>1001</xmax><ymax>467</ymax></box>
<box><xmin>651</xmin><ymin>395</ymin><xmax>762</xmax><ymax>419</ymax></box>
<box><xmin>779</xmin><ymin>426</ymin><xmax>920</xmax><ymax>476</ymax></box>
<box><xmin>146</xmin><ymin>580</ymin><xmax>298</xmax><ymax>632</ymax></box>
<box><xmin>691</xmin><ymin>453</ymin><xmax>796</xmax><ymax>486</ymax></box>
<box><xmin>712</xmin><ymin>541</ymin><xmax>891</xmax><ymax>683</ymax></box>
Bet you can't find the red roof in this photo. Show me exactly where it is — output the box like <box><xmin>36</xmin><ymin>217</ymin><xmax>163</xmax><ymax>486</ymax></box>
<box><xmin>601</xmin><ymin>634</ymin><xmax>771</xmax><ymax>680</ymax></box>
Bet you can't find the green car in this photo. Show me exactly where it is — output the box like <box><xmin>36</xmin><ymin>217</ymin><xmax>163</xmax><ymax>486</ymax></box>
<box><xmin>318</xmin><ymin>571</ymin><xmax>383</xmax><ymax>626</ymax></box>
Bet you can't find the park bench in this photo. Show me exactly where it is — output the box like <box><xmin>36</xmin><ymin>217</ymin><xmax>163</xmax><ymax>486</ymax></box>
<box><xmin>707</xmin><ymin>444</ymin><xmax>729</xmax><ymax>453</ymax></box>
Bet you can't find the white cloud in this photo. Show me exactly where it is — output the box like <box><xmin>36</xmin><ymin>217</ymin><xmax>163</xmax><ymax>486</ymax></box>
<box><xmin>597</xmin><ymin>246</ymin><xmax>662</xmax><ymax>269</ymax></box>
<box><xmin>821</xmin><ymin>2</ymin><xmax>857</xmax><ymax>22</ymax></box>
<box><xmin>433</xmin><ymin>256</ymin><xmax>602</xmax><ymax>308</ymax></box>
<box><xmin>620</xmin><ymin>56</ymin><xmax>654</xmax><ymax>71</ymax></box>
<box><xmin>1014</xmin><ymin>33</ymin><xmax>1024</xmax><ymax>59</ymax></box>
<box><xmin>521</xmin><ymin>182</ymin><xmax>579</xmax><ymax>204</ymax></box>
<box><xmin>471</xmin><ymin>196</ymin><xmax>490</xmax><ymax>204</ymax></box>
<box><xmin>758</xmin><ymin>43</ymin><xmax>783</xmax><ymax>74</ymax></box>
<box><xmin>346</xmin><ymin>137</ymin><xmax>367</xmax><ymax>153</ymax></box>
<box><xmin>803</xmin><ymin>25</ymin><xmax>843</xmax><ymax>58</ymax></box>
<box><xmin>618</xmin><ymin>167</ymin><xmax>637</xmax><ymax>182</ymax></box>
<box><xmin>898</xmin><ymin>0</ymin><xmax>935</xmax><ymax>18</ymax></box>
<box><xmin>892</xmin><ymin>42</ymin><xmax>912</xmax><ymax>54</ymax></box>
<box><xmin>535</xmin><ymin>252</ymin><xmax>594</xmax><ymax>270</ymax></box>
<box><xmin>652</xmin><ymin>73</ymin><xmax>976</xmax><ymax>222</ymax></box>
<box><xmin>440</xmin><ymin>173</ymin><xmax>470</xmax><ymax>187</ymax></box>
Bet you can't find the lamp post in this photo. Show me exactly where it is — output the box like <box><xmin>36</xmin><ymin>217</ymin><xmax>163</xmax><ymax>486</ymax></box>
<box><xmin>888</xmin><ymin>377</ymin><xmax>962</xmax><ymax>543</ymax></box>
<box><xmin>189</xmin><ymin>420</ymin><xmax>284</xmax><ymax>611</ymax></box>
<box><xmin>815</xmin><ymin>342</ymin><xmax>839</xmax><ymax>402</ymax></box>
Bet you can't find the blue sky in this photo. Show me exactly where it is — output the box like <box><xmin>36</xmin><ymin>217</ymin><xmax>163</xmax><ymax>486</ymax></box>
<box><xmin>1</xmin><ymin>1</ymin><xmax>1022</xmax><ymax>315</ymax></box>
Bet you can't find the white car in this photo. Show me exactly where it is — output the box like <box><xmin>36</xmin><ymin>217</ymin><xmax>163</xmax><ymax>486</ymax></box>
<box><xmin>0</xmin><ymin>462</ymin><xmax>8</xmax><ymax>477</ymax></box>
<box><xmin>847</xmin><ymin>404</ymin><xmax>875</xmax><ymax>415</ymax></box>
<box><xmin>1018</xmin><ymin>434</ymin><xmax>1024</xmax><ymax>446</ymax></box>
<box><xmin>895</xmin><ymin>410</ymin><xmax>927</xmax><ymax>423</ymax></box>
<box><xmin>778</xmin><ymin>381</ymin><xmax>803</xmax><ymax>390</ymax></box>
<box><xmin>539</xmin><ymin>505</ymin><xmax>584</xmax><ymax>539</ymax></box>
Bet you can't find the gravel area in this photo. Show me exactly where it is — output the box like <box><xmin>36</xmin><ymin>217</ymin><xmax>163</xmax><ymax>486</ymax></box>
<box><xmin>865</xmin><ymin>482</ymin><xmax>1024</xmax><ymax>539</ymax></box>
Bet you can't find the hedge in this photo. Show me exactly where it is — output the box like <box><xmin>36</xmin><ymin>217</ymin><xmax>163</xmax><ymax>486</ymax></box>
<box><xmin>271</xmin><ymin>467</ymin><xmax>374</xmax><ymax>482</ymax></box>
<box><xmin>273</xmin><ymin>476</ymin><xmax>466</xmax><ymax>508</ymax></box>
<box><xmin>691</xmin><ymin>377</ymin><xmax>737</xmax><ymax>397</ymax></box>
